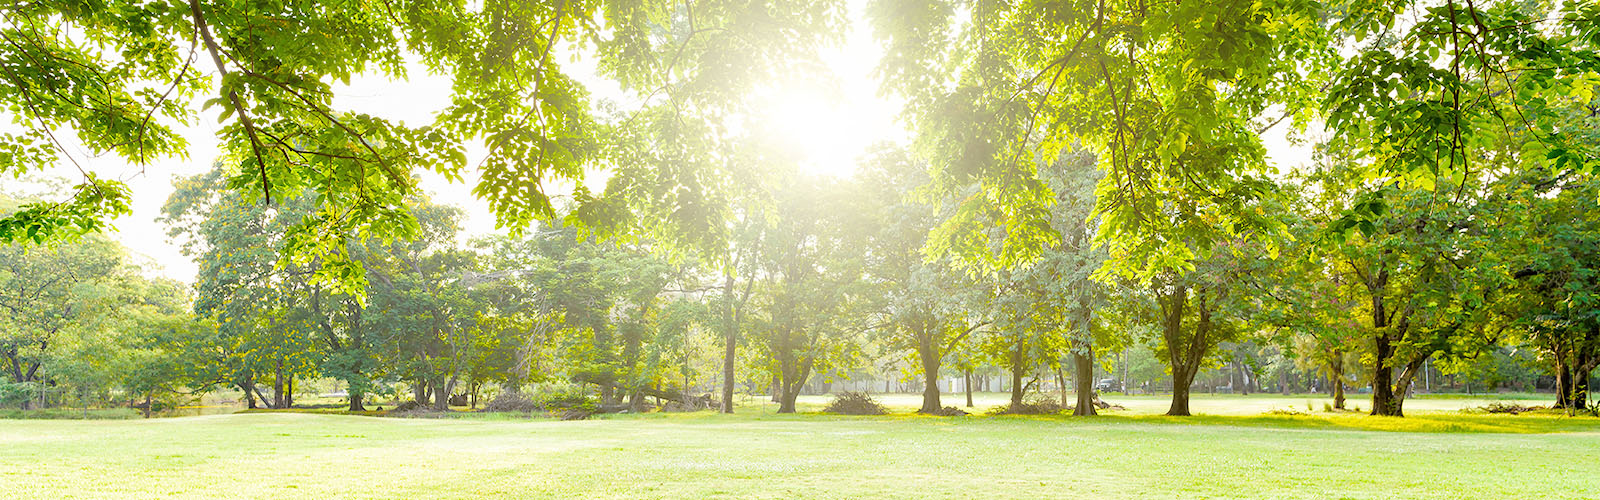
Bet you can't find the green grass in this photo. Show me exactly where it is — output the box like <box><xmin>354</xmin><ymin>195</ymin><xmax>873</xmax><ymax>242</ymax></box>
<box><xmin>3</xmin><ymin>393</ymin><xmax>1598</xmax><ymax>499</ymax></box>
<box><xmin>0</xmin><ymin>408</ymin><xmax>139</xmax><ymax>420</ymax></box>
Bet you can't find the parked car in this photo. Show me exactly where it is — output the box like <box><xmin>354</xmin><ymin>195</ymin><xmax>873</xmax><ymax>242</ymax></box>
<box><xmin>1094</xmin><ymin>378</ymin><xmax>1122</xmax><ymax>392</ymax></box>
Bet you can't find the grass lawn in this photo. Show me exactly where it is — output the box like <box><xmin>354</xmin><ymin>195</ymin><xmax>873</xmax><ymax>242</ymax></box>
<box><xmin>3</xmin><ymin>393</ymin><xmax>1598</xmax><ymax>499</ymax></box>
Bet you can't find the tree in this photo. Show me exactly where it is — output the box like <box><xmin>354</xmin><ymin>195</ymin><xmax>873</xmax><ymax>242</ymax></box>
<box><xmin>1485</xmin><ymin>173</ymin><xmax>1600</xmax><ymax>411</ymax></box>
<box><xmin>0</xmin><ymin>225</ymin><xmax>124</xmax><ymax>409</ymax></box>
<box><xmin>163</xmin><ymin>166</ymin><xmax>326</xmax><ymax>409</ymax></box>
<box><xmin>752</xmin><ymin>174</ymin><xmax>869</xmax><ymax>413</ymax></box>
<box><xmin>859</xmin><ymin>147</ymin><xmax>987</xmax><ymax>413</ymax></box>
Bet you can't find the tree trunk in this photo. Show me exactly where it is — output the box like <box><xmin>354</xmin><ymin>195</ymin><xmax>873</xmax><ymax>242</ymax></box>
<box><xmin>1158</xmin><ymin>280</ymin><xmax>1200</xmax><ymax>416</ymax></box>
<box><xmin>1370</xmin><ymin>334</ymin><xmax>1401</xmax><ymax>416</ymax></box>
<box><xmin>1008</xmin><ymin>354</ymin><xmax>1026</xmax><ymax>410</ymax></box>
<box><xmin>1238</xmin><ymin>360</ymin><xmax>1251</xmax><ymax>395</ymax></box>
<box><xmin>1168</xmin><ymin>380</ymin><xmax>1191</xmax><ymax>416</ymax></box>
<box><xmin>1366</xmin><ymin>271</ymin><xmax>1407</xmax><ymax>417</ymax></box>
<box><xmin>1555</xmin><ymin>361</ymin><xmax>1573</xmax><ymax>408</ymax></box>
<box><xmin>413</xmin><ymin>379</ymin><xmax>429</xmax><ymax>406</ymax></box>
<box><xmin>1576</xmin><ymin>371</ymin><xmax>1591</xmax><ymax>411</ymax></box>
<box><xmin>1055</xmin><ymin>362</ymin><xmax>1069</xmax><ymax>409</ymax></box>
<box><xmin>719</xmin><ymin>272</ymin><xmax>741</xmax><ymax>414</ymax></box>
<box><xmin>242</xmin><ymin>380</ymin><xmax>259</xmax><ymax>410</ymax></box>
<box><xmin>1331</xmin><ymin>354</ymin><xmax>1346</xmax><ymax>410</ymax></box>
<box><xmin>349</xmin><ymin>390</ymin><xmax>365</xmax><ymax>412</ymax></box>
<box><xmin>432</xmin><ymin>377</ymin><xmax>452</xmax><ymax>411</ymax></box>
<box><xmin>273</xmin><ymin>360</ymin><xmax>287</xmax><ymax>409</ymax></box>
<box><xmin>252</xmin><ymin>386</ymin><xmax>275</xmax><ymax>410</ymax></box>
<box><xmin>964</xmin><ymin>369</ymin><xmax>974</xmax><ymax>408</ymax></box>
<box><xmin>1072</xmin><ymin>350</ymin><xmax>1098</xmax><ymax>416</ymax></box>
<box><xmin>285</xmin><ymin>377</ymin><xmax>295</xmax><ymax>408</ymax></box>
<box><xmin>777</xmin><ymin>361</ymin><xmax>812</xmax><ymax>414</ymax></box>
<box><xmin>918</xmin><ymin>333</ymin><xmax>942</xmax><ymax>413</ymax></box>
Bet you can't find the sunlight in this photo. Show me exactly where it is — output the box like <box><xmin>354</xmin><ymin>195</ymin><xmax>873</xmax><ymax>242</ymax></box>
<box><xmin>755</xmin><ymin>83</ymin><xmax>869</xmax><ymax>179</ymax></box>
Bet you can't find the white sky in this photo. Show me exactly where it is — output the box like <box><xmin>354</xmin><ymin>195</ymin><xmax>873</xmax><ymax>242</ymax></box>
<box><xmin>30</xmin><ymin>0</ymin><xmax>1308</xmax><ymax>283</ymax></box>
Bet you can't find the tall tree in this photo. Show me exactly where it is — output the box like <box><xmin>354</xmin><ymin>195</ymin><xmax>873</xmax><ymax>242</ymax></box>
<box><xmin>753</xmin><ymin>174</ymin><xmax>869</xmax><ymax>413</ymax></box>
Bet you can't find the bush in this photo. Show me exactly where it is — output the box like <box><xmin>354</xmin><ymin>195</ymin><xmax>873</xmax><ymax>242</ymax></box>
<box><xmin>0</xmin><ymin>381</ymin><xmax>40</xmax><ymax>408</ymax></box>
<box><xmin>822</xmin><ymin>391</ymin><xmax>887</xmax><ymax>415</ymax></box>
<box><xmin>1266</xmin><ymin>408</ymin><xmax>1307</xmax><ymax>416</ymax></box>
<box><xmin>530</xmin><ymin>385</ymin><xmax>593</xmax><ymax>410</ymax></box>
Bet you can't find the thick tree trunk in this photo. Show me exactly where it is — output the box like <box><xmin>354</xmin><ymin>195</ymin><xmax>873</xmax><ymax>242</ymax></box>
<box><xmin>1159</xmin><ymin>281</ymin><xmax>1200</xmax><ymax>416</ymax></box>
<box><xmin>1072</xmin><ymin>350</ymin><xmax>1098</xmax><ymax>416</ymax></box>
<box><xmin>413</xmin><ymin>379</ymin><xmax>429</xmax><ymax>406</ymax></box>
<box><xmin>1575</xmin><ymin>372</ymin><xmax>1591</xmax><ymax>411</ymax></box>
<box><xmin>1331</xmin><ymin>355</ymin><xmax>1346</xmax><ymax>410</ymax></box>
<box><xmin>776</xmin><ymin>362</ymin><xmax>812</xmax><ymax>414</ymax></box>
<box><xmin>349</xmin><ymin>391</ymin><xmax>365</xmax><ymax>412</ymax></box>
<box><xmin>918</xmin><ymin>333</ymin><xmax>942</xmax><ymax>413</ymax></box>
<box><xmin>1168</xmin><ymin>379</ymin><xmax>1192</xmax><ymax>416</ymax></box>
<box><xmin>1371</xmin><ymin>334</ymin><xmax>1402</xmax><ymax>416</ymax></box>
<box><xmin>432</xmin><ymin>378</ymin><xmax>452</xmax><ymax>411</ymax></box>
<box><xmin>1008</xmin><ymin>355</ymin><xmax>1026</xmax><ymax>410</ymax></box>
<box><xmin>241</xmin><ymin>380</ymin><xmax>258</xmax><ymax>410</ymax></box>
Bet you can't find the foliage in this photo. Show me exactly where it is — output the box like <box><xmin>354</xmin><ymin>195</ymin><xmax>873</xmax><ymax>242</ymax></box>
<box><xmin>1</xmin><ymin>0</ymin><xmax>849</xmax><ymax>296</ymax></box>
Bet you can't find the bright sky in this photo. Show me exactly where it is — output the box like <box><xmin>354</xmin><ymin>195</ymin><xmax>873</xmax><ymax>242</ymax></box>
<box><xmin>32</xmin><ymin>0</ymin><xmax>1307</xmax><ymax>284</ymax></box>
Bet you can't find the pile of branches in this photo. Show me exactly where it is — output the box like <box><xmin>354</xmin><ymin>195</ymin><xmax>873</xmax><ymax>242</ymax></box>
<box><xmin>988</xmin><ymin>396</ymin><xmax>1065</xmax><ymax>415</ymax></box>
<box><xmin>823</xmin><ymin>392</ymin><xmax>888</xmax><ymax>415</ymax></box>
<box><xmin>1475</xmin><ymin>402</ymin><xmax>1547</xmax><ymax>415</ymax></box>
<box><xmin>661</xmin><ymin>394</ymin><xmax>719</xmax><ymax>412</ymax></box>
<box><xmin>926</xmin><ymin>406</ymin><xmax>968</xmax><ymax>416</ymax></box>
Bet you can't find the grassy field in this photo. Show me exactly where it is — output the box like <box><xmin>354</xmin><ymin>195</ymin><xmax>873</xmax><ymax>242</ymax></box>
<box><xmin>3</xmin><ymin>393</ymin><xmax>1598</xmax><ymax>499</ymax></box>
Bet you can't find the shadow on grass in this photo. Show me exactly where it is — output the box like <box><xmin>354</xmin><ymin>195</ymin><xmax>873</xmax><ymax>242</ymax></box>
<box><xmin>225</xmin><ymin>404</ymin><xmax>1600</xmax><ymax>434</ymax></box>
<box><xmin>968</xmin><ymin>411</ymin><xmax>1600</xmax><ymax>434</ymax></box>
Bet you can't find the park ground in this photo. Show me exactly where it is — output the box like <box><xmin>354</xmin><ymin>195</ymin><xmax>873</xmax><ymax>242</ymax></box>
<box><xmin>2</xmin><ymin>393</ymin><xmax>1598</xmax><ymax>499</ymax></box>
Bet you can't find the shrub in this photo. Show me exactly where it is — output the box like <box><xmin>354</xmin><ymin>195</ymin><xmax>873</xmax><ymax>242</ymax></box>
<box><xmin>1266</xmin><ymin>408</ymin><xmax>1307</xmax><ymax>416</ymax></box>
<box><xmin>0</xmin><ymin>381</ymin><xmax>40</xmax><ymax>408</ymax></box>
<box><xmin>526</xmin><ymin>383</ymin><xmax>594</xmax><ymax>410</ymax></box>
<box><xmin>822</xmin><ymin>391</ymin><xmax>887</xmax><ymax>415</ymax></box>
<box><xmin>1323</xmin><ymin>403</ymin><xmax>1335</xmax><ymax>412</ymax></box>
